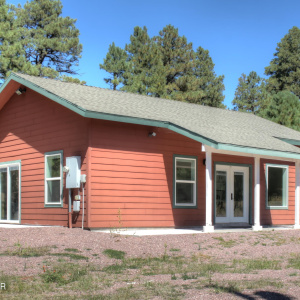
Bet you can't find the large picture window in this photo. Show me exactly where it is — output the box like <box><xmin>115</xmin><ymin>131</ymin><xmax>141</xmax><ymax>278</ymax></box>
<box><xmin>174</xmin><ymin>156</ymin><xmax>197</xmax><ymax>208</ymax></box>
<box><xmin>266</xmin><ymin>164</ymin><xmax>288</xmax><ymax>209</ymax></box>
<box><xmin>45</xmin><ymin>151</ymin><xmax>63</xmax><ymax>207</ymax></box>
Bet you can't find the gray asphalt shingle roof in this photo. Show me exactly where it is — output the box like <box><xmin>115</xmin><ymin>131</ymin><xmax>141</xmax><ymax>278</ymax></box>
<box><xmin>9</xmin><ymin>72</ymin><xmax>300</xmax><ymax>156</ymax></box>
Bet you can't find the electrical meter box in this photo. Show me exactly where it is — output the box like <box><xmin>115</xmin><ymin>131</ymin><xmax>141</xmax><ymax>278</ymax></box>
<box><xmin>66</xmin><ymin>156</ymin><xmax>81</xmax><ymax>188</ymax></box>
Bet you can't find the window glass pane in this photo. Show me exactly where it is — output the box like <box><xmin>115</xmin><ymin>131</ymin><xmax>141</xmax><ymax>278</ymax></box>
<box><xmin>47</xmin><ymin>180</ymin><xmax>61</xmax><ymax>203</ymax></box>
<box><xmin>46</xmin><ymin>155</ymin><xmax>60</xmax><ymax>178</ymax></box>
<box><xmin>0</xmin><ymin>168</ymin><xmax>7</xmax><ymax>220</ymax></box>
<box><xmin>216</xmin><ymin>171</ymin><xmax>226</xmax><ymax>217</ymax></box>
<box><xmin>176</xmin><ymin>182</ymin><xmax>194</xmax><ymax>204</ymax></box>
<box><xmin>10</xmin><ymin>168</ymin><xmax>19</xmax><ymax>220</ymax></box>
<box><xmin>268</xmin><ymin>167</ymin><xmax>285</xmax><ymax>206</ymax></box>
<box><xmin>176</xmin><ymin>159</ymin><xmax>195</xmax><ymax>181</ymax></box>
<box><xmin>234</xmin><ymin>172</ymin><xmax>244</xmax><ymax>217</ymax></box>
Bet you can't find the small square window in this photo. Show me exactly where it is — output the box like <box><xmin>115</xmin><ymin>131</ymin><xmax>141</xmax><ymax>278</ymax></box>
<box><xmin>174</xmin><ymin>156</ymin><xmax>197</xmax><ymax>208</ymax></box>
<box><xmin>45</xmin><ymin>151</ymin><xmax>63</xmax><ymax>207</ymax></box>
<box><xmin>266</xmin><ymin>164</ymin><xmax>288</xmax><ymax>209</ymax></box>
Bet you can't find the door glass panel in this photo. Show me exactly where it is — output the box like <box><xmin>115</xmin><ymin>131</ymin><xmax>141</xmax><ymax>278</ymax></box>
<box><xmin>10</xmin><ymin>167</ymin><xmax>19</xmax><ymax>220</ymax></box>
<box><xmin>0</xmin><ymin>168</ymin><xmax>7</xmax><ymax>220</ymax></box>
<box><xmin>234</xmin><ymin>172</ymin><xmax>244</xmax><ymax>217</ymax></box>
<box><xmin>216</xmin><ymin>171</ymin><xmax>226</xmax><ymax>217</ymax></box>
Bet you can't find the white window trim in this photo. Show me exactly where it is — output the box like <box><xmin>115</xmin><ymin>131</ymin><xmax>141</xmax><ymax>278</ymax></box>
<box><xmin>266</xmin><ymin>164</ymin><xmax>289</xmax><ymax>209</ymax></box>
<box><xmin>0</xmin><ymin>161</ymin><xmax>21</xmax><ymax>223</ymax></box>
<box><xmin>174</xmin><ymin>156</ymin><xmax>197</xmax><ymax>207</ymax></box>
<box><xmin>45</xmin><ymin>152</ymin><xmax>63</xmax><ymax>206</ymax></box>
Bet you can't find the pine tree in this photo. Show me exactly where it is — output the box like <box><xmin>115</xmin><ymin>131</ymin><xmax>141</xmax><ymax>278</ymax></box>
<box><xmin>154</xmin><ymin>24</ymin><xmax>194</xmax><ymax>99</ymax></box>
<box><xmin>265</xmin><ymin>26</ymin><xmax>300</xmax><ymax>97</ymax></box>
<box><xmin>260</xmin><ymin>91</ymin><xmax>300</xmax><ymax>130</ymax></box>
<box><xmin>191</xmin><ymin>47</ymin><xmax>225</xmax><ymax>107</ymax></box>
<box><xmin>100</xmin><ymin>25</ymin><xmax>225</xmax><ymax>107</ymax></box>
<box><xmin>60</xmin><ymin>75</ymin><xmax>86</xmax><ymax>85</ymax></box>
<box><xmin>0</xmin><ymin>0</ymin><xmax>29</xmax><ymax>79</ymax></box>
<box><xmin>232</xmin><ymin>71</ymin><xmax>270</xmax><ymax>114</ymax></box>
<box><xmin>122</xmin><ymin>26</ymin><xmax>165</xmax><ymax>96</ymax></box>
<box><xmin>99</xmin><ymin>42</ymin><xmax>127</xmax><ymax>90</ymax></box>
<box><xmin>14</xmin><ymin>0</ymin><xmax>82</xmax><ymax>78</ymax></box>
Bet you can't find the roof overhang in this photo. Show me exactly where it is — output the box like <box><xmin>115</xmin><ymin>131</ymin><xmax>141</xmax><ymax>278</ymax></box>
<box><xmin>2</xmin><ymin>73</ymin><xmax>300</xmax><ymax>160</ymax></box>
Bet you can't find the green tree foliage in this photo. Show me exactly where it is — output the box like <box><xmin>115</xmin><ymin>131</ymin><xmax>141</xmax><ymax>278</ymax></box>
<box><xmin>265</xmin><ymin>26</ymin><xmax>300</xmax><ymax>98</ymax></box>
<box><xmin>60</xmin><ymin>75</ymin><xmax>86</xmax><ymax>85</ymax></box>
<box><xmin>122</xmin><ymin>26</ymin><xmax>165</xmax><ymax>96</ymax></box>
<box><xmin>0</xmin><ymin>0</ymin><xmax>29</xmax><ymax>80</ymax></box>
<box><xmin>153</xmin><ymin>24</ymin><xmax>194</xmax><ymax>99</ymax></box>
<box><xmin>100</xmin><ymin>25</ymin><xmax>225</xmax><ymax>107</ymax></box>
<box><xmin>260</xmin><ymin>91</ymin><xmax>300</xmax><ymax>130</ymax></box>
<box><xmin>0</xmin><ymin>0</ymin><xmax>82</xmax><ymax>80</ymax></box>
<box><xmin>99</xmin><ymin>42</ymin><xmax>127</xmax><ymax>90</ymax></box>
<box><xmin>232</xmin><ymin>71</ymin><xmax>270</xmax><ymax>114</ymax></box>
<box><xmin>190</xmin><ymin>47</ymin><xmax>225</xmax><ymax>107</ymax></box>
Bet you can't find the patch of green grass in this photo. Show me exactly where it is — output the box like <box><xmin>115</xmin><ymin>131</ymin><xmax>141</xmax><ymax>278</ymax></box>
<box><xmin>181</xmin><ymin>272</ymin><xmax>198</xmax><ymax>280</ymax></box>
<box><xmin>207</xmin><ymin>281</ymin><xmax>241</xmax><ymax>294</ymax></box>
<box><xmin>213</xmin><ymin>236</ymin><xmax>236</xmax><ymax>248</ymax></box>
<box><xmin>103</xmin><ymin>249</ymin><xmax>126</xmax><ymax>260</ymax></box>
<box><xmin>170</xmin><ymin>248</ymin><xmax>180</xmax><ymax>252</ymax></box>
<box><xmin>288</xmin><ymin>254</ymin><xmax>300</xmax><ymax>269</ymax></box>
<box><xmin>41</xmin><ymin>262</ymin><xmax>88</xmax><ymax>286</ymax></box>
<box><xmin>4</xmin><ymin>245</ymin><xmax>50</xmax><ymax>258</ymax></box>
<box><xmin>64</xmin><ymin>248</ymin><xmax>79</xmax><ymax>252</ymax></box>
<box><xmin>50</xmin><ymin>253</ymin><xmax>89</xmax><ymax>261</ymax></box>
<box><xmin>239</xmin><ymin>278</ymin><xmax>284</xmax><ymax>290</ymax></box>
<box><xmin>143</xmin><ymin>282</ymin><xmax>185</xmax><ymax>300</ymax></box>
<box><xmin>233</xmin><ymin>258</ymin><xmax>281</xmax><ymax>272</ymax></box>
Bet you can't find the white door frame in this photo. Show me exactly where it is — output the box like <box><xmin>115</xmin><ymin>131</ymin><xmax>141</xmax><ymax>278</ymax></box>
<box><xmin>215</xmin><ymin>164</ymin><xmax>249</xmax><ymax>224</ymax></box>
<box><xmin>0</xmin><ymin>162</ymin><xmax>21</xmax><ymax>223</ymax></box>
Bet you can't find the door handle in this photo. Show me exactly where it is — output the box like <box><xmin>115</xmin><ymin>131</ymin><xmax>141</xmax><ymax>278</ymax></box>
<box><xmin>231</xmin><ymin>193</ymin><xmax>233</xmax><ymax>200</ymax></box>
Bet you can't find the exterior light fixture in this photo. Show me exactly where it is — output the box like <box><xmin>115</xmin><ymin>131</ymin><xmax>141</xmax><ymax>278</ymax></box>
<box><xmin>15</xmin><ymin>88</ymin><xmax>26</xmax><ymax>95</ymax></box>
<box><xmin>148</xmin><ymin>132</ymin><xmax>156</xmax><ymax>137</ymax></box>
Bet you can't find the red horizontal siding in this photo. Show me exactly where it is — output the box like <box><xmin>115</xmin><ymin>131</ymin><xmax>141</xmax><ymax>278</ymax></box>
<box><xmin>89</xmin><ymin>119</ymin><xmax>206</xmax><ymax>228</ymax></box>
<box><xmin>0</xmin><ymin>88</ymin><xmax>89</xmax><ymax>227</ymax></box>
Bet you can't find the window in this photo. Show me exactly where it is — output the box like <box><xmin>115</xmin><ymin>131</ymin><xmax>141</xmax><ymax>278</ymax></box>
<box><xmin>266</xmin><ymin>164</ymin><xmax>288</xmax><ymax>209</ymax></box>
<box><xmin>45</xmin><ymin>151</ymin><xmax>63</xmax><ymax>206</ymax></box>
<box><xmin>0</xmin><ymin>162</ymin><xmax>20</xmax><ymax>222</ymax></box>
<box><xmin>174</xmin><ymin>156</ymin><xmax>197</xmax><ymax>207</ymax></box>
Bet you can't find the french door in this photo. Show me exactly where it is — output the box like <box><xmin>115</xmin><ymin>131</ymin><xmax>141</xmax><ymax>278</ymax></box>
<box><xmin>0</xmin><ymin>163</ymin><xmax>20</xmax><ymax>223</ymax></box>
<box><xmin>215</xmin><ymin>165</ymin><xmax>249</xmax><ymax>223</ymax></box>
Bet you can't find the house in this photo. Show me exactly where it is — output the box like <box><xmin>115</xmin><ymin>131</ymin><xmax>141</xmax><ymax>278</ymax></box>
<box><xmin>0</xmin><ymin>72</ymin><xmax>300</xmax><ymax>232</ymax></box>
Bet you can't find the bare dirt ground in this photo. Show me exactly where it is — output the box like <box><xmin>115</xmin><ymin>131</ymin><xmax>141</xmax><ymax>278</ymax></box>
<box><xmin>0</xmin><ymin>226</ymin><xmax>300</xmax><ymax>299</ymax></box>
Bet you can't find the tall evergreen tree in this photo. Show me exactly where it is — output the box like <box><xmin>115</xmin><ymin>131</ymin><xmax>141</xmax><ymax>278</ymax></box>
<box><xmin>191</xmin><ymin>47</ymin><xmax>225</xmax><ymax>107</ymax></box>
<box><xmin>14</xmin><ymin>0</ymin><xmax>82</xmax><ymax>78</ymax></box>
<box><xmin>100</xmin><ymin>42</ymin><xmax>127</xmax><ymax>90</ymax></box>
<box><xmin>260</xmin><ymin>91</ymin><xmax>300</xmax><ymax>130</ymax></box>
<box><xmin>0</xmin><ymin>0</ymin><xmax>30</xmax><ymax>79</ymax></box>
<box><xmin>100</xmin><ymin>25</ymin><xmax>225</xmax><ymax>107</ymax></box>
<box><xmin>122</xmin><ymin>26</ymin><xmax>165</xmax><ymax>96</ymax></box>
<box><xmin>154</xmin><ymin>24</ymin><xmax>194</xmax><ymax>99</ymax></box>
<box><xmin>232</xmin><ymin>71</ymin><xmax>270</xmax><ymax>114</ymax></box>
<box><xmin>265</xmin><ymin>26</ymin><xmax>300</xmax><ymax>97</ymax></box>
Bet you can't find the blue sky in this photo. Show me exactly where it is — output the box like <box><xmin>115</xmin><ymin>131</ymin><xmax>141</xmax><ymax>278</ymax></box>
<box><xmin>8</xmin><ymin>0</ymin><xmax>300</xmax><ymax>108</ymax></box>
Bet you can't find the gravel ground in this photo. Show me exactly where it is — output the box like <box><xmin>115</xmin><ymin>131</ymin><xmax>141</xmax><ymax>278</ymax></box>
<box><xmin>0</xmin><ymin>226</ymin><xmax>300</xmax><ymax>299</ymax></box>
